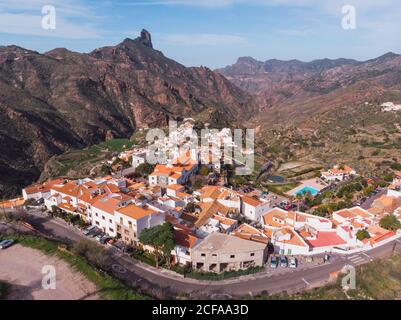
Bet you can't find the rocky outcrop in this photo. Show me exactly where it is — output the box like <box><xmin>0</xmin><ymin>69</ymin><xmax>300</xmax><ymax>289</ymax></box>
<box><xmin>0</xmin><ymin>31</ymin><xmax>260</xmax><ymax>197</ymax></box>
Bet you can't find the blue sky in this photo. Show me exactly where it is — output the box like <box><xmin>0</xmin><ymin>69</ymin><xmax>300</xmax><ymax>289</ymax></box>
<box><xmin>0</xmin><ymin>0</ymin><xmax>400</xmax><ymax>68</ymax></box>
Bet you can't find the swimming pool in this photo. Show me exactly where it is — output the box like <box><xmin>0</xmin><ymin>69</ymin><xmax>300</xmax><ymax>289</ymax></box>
<box><xmin>295</xmin><ymin>186</ymin><xmax>320</xmax><ymax>196</ymax></box>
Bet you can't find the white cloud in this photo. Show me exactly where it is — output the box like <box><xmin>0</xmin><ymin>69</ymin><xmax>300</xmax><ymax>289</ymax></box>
<box><xmin>0</xmin><ymin>0</ymin><xmax>102</xmax><ymax>38</ymax></box>
<box><xmin>276</xmin><ymin>28</ymin><xmax>315</xmax><ymax>37</ymax></box>
<box><xmin>160</xmin><ymin>33</ymin><xmax>246</xmax><ymax>45</ymax></box>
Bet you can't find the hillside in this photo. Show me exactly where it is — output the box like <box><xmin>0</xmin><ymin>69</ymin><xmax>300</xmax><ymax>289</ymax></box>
<box><xmin>218</xmin><ymin>53</ymin><xmax>401</xmax><ymax>178</ymax></box>
<box><xmin>217</xmin><ymin>53</ymin><xmax>401</xmax><ymax>113</ymax></box>
<box><xmin>0</xmin><ymin>30</ymin><xmax>261</xmax><ymax>197</ymax></box>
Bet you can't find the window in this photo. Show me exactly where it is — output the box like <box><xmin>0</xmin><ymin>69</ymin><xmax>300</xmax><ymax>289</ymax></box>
<box><xmin>120</xmin><ymin>217</ymin><xmax>123</xmax><ymax>224</ymax></box>
<box><xmin>212</xmin><ymin>254</ymin><xmax>217</xmax><ymax>257</ymax></box>
<box><xmin>128</xmin><ymin>221</ymin><xmax>132</xmax><ymax>229</ymax></box>
<box><xmin>95</xmin><ymin>221</ymin><xmax>99</xmax><ymax>225</ymax></box>
<box><xmin>109</xmin><ymin>227</ymin><xmax>114</xmax><ymax>232</ymax></box>
<box><xmin>109</xmin><ymin>219</ymin><xmax>112</xmax><ymax>223</ymax></box>
<box><xmin>230</xmin><ymin>255</ymin><xmax>235</xmax><ymax>258</ymax></box>
<box><xmin>201</xmin><ymin>253</ymin><xmax>206</xmax><ymax>257</ymax></box>
<box><xmin>95</xmin><ymin>213</ymin><xmax>98</xmax><ymax>217</ymax></box>
<box><xmin>102</xmin><ymin>216</ymin><xmax>105</xmax><ymax>220</ymax></box>
<box><xmin>250</xmin><ymin>253</ymin><xmax>255</xmax><ymax>257</ymax></box>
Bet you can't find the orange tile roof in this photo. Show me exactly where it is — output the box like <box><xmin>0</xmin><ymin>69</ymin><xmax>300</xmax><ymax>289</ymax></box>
<box><xmin>58</xmin><ymin>202</ymin><xmax>77</xmax><ymax>213</ymax></box>
<box><xmin>242</xmin><ymin>195</ymin><xmax>262</xmax><ymax>207</ymax></box>
<box><xmin>232</xmin><ymin>224</ymin><xmax>269</xmax><ymax>244</ymax></box>
<box><xmin>173</xmin><ymin>228</ymin><xmax>199</xmax><ymax>249</ymax></box>
<box><xmin>213</xmin><ymin>214</ymin><xmax>237</xmax><ymax>226</ymax></box>
<box><xmin>348</xmin><ymin>207</ymin><xmax>371</xmax><ymax>219</ymax></box>
<box><xmin>197</xmin><ymin>185</ymin><xmax>223</xmax><ymax>200</ymax></box>
<box><xmin>78</xmin><ymin>191</ymin><xmax>106</xmax><ymax>205</ymax></box>
<box><xmin>273</xmin><ymin>228</ymin><xmax>309</xmax><ymax>247</ymax></box>
<box><xmin>93</xmin><ymin>197</ymin><xmax>123</xmax><ymax>215</ymax></box>
<box><xmin>195</xmin><ymin>201</ymin><xmax>235</xmax><ymax>228</ymax></box>
<box><xmin>330</xmin><ymin>165</ymin><xmax>354</xmax><ymax>174</ymax></box>
<box><xmin>335</xmin><ymin>209</ymin><xmax>357</xmax><ymax>219</ymax></box>
<box><xmin>167</xmin><ymin>184</ymin><xmax>185</xmax><ymax>191</ymax></box>
<box><xmin>0</xmin><ymin>198</ymin><xmax>24</xmax><ymax>208</ymax></box>
<box><xmin>105</xmin><ymin>183</ymin><xmax>121</xmax><ymax>194</ymax></box>
<box><xmin>170</xmin><ymin>173</ymin><xmax>182</xmax><ymax>179</ymax></box>
<box><xmin>116</xmin><ymin>204</ymin><xmax>156</xmax><ymax>220</ymax></box>
<box><xmin>262</xmin><ymin>208</ymin><xmax>290</xmax><ymax>227</ymax></box>
<box><xmin>24</xmin><ymin>178</ymin><xmax>65</xmax><ymax>195</ymax></box>
<box><xmin>52</xmin><ymin>181</ymin><xmax>81</xmax><ymax>197</ymax></box>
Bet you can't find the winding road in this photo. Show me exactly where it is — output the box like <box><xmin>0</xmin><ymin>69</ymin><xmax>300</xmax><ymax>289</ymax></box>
<box><xmin>10</xmin><ymin>209</ymin><xmax>401</xmax><ymax>299</ymax></box>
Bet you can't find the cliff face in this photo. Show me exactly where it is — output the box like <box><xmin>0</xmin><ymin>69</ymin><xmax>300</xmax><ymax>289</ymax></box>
<box><xmin>0</xmin><ymin>30</ymin><xmax>260</xmax><ymax>197</ymax></box>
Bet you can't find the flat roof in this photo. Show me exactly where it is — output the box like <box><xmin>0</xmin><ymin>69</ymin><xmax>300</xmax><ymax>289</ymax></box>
<box><xmin>193</xmin><ymin>232</ymin><xmax>267</xmax><ymax>254</ymax></box>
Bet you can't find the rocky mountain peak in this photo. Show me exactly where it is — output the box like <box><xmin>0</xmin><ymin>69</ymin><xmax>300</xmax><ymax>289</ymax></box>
<box><xmin>138</xmin><ymin>29</ymin><xmax>153</xmax><ymax>48</ymax></box>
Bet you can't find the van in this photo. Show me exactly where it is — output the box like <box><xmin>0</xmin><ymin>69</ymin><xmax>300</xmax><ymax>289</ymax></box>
<box><xmin>83</xmin><ymin>225</ymin><xmax>97</xmax><ymax>236</ymax></box>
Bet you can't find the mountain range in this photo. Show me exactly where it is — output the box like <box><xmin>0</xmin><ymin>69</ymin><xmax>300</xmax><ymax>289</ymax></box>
<box><xmin>2</xmin><ymin>29</ymin><xmax>401</xmax><ymax>197</ymax></box>
<box><xmin>217</xmin><ymin>52</ymin><xmax>401</xmax><ymax>125</ymax></box>
<box><xmin>0</xmin><ymin>30</ymin><xmax>260</xmax><ymax>197</ymax></box>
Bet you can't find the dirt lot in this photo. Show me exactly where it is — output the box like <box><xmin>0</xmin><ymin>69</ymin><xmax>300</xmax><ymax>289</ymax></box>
<box><xmin>0</xmin><ymin>244</ymin><xmax>100</xmax><ymax>300</ymax></box>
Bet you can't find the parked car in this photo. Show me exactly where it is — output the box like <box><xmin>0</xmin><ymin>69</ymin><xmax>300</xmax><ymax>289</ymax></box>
<box><xmin>270</xmin><ymin>256</ymin><xmax>278</xmax><ymax>269</ymax></box>
<box><xmin>95</xmin><ymin>233</ymin><xmax>106</xmax><ymax>242</ymax></box>
<box><xmin>289</xmin><ymin>257</ymin><xmax>297</xmax><ymax>269</ymax></box>
<box><xmin>0</xmin><ymin>239</ymin><xmax>15</xmax><ymax>249</ymax></box>
<box><xmin>89</xmin><ymin>229</ymin><xmax>103</xmax><ymax>238</ymax></box>
<box><xmin>280</xmin><ymin>256</ymin><xmax>288</xmax><ymax>268</ymax></box>
<box><xmin>83</xmin><ymin>225</ymin><xmax>97</xmax><ymax>236</ymax></box>
<box><xmin>99</xmin><ymin>236</ymin><xmax>112</xmax><ymax>245</ymax></box>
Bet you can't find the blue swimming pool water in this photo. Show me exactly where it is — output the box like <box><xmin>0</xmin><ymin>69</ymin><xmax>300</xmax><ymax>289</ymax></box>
<box><xmin>295</xmin><ymin>186</ymin><xmax>319</xmax><ymax>196</ymax></box>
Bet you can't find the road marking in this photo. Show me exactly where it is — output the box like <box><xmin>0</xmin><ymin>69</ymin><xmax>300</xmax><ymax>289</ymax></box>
<box><xmin>349</xmin><ymin>256</ymin><xmax>365</xmax><ymax>263</ymax></box>
<box><xmin>301</xmin><ymin>278</ymin><xmax>311</xmax><ymax>286</ymax></box>
<box><xmin>362</xmin><ymin>252</ymin><xmax>373</xmax><ymax>261</ymax></box>
<box><xmin>350</xmin><ymin>258</ymin><xmax>365</xmax><ymax>264</ymax></box>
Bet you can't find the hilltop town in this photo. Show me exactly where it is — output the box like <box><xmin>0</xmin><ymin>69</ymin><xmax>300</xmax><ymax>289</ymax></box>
<box><xmin>6</xmin><ymin>120</ymin><xmax>400</xmax><ymax>278</ymax></box>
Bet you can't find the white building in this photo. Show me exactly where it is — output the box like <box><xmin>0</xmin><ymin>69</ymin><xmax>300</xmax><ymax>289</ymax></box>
<box><xmin>241</xmin><ymin>195</ymin><xmax>271</xmax><ymax>222</ymax></box>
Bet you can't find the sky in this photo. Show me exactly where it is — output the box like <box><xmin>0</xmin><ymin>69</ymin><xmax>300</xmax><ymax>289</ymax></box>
<box><xmin>0</xmin><ymin>0</ymin><xmax>400</xmax><ymax>68</ymax></box>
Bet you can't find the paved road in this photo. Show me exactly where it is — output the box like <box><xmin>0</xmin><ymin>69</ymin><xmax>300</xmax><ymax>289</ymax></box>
<box><xmin>14</xmin><ymin>210</ymin><xmax>401</xmax><ymax>298</ymax></box>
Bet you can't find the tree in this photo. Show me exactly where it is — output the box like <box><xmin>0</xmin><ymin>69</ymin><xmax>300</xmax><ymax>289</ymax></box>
<box><xmin>184</xmin><ymin>202</ymin><xmax>200</xmax><ymax>213</ymax></box>
<box><xmin>139</xmin><ymin>222</ymin><xmax>175</xmax><ymax>269</ymax></box>
<box><xmin>356</xmin><ymin>229</ymin><xmax>371</xmax><ymax>241</ymax></box>
<box><xmin>380</xmin><ymin>214</ymin><xmax>401</xmax><ymax>231</ymax></box>
<box><xmin>23</xmin><ymin>198</ymin><xmax>36</xmax><ymax>206</ymax></box>
<box><xmin>135</xmin><ymin>163</ymin><xmax>155</xmax><ymax>178</ymax></box>
<box><xmin>199</xmin><ymin>166</ymin><xmax>210</xmax><ymax>176</ymax></box>
<box><xmin>72</xmin><ymin>240</ymin><xmax>110</xmax><ymax>270</ymax></box>
<box><xmin>193</xmin><ymin>178</ymin><xmax>204</xmax><ymax>190</ymax></box>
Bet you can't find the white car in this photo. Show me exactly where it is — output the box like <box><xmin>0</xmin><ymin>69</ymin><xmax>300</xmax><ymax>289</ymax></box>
<box><xmin>0</xmin><ymin>239</ymin><xmax>15</xmax><ymax>249</ymax></box>
<box><xmin>289</xmin><ymin>257</ymin><xmax>297</xmax><ymax>269</ymax></box>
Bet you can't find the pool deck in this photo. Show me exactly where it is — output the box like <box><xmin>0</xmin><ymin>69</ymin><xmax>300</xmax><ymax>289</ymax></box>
<box><xmin>286</xmin><ymin>179</ymin><xmax>327</xmax><ymax>197</ymax></box>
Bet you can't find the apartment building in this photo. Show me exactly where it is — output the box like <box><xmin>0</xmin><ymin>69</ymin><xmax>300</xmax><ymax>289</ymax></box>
<box><xmin>192</xmin><ymin>233</ymin><xmax>268</xmax><ymax>273</ymax></box>
<box><xmin>114</xmin><ymin>203</ymin><xmax>165</xmax><ymax>245</ymax></box>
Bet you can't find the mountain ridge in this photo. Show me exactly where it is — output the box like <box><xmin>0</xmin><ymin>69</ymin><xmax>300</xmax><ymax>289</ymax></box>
<box><xmin>0</xmin><ymin>29</ymin><xmax>261</xmax><ymax>197</ymax></box>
